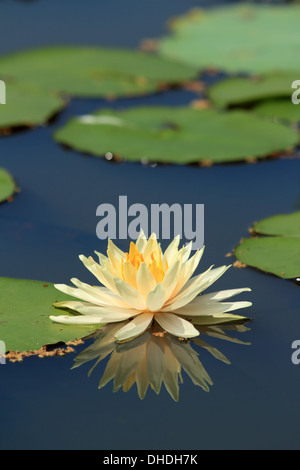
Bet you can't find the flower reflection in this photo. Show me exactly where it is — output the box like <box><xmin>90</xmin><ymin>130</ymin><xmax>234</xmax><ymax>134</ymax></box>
<box><xmin>72</xmin><ymin>320</ymin><xmax>251</xmax><ymax>401</ymax></box>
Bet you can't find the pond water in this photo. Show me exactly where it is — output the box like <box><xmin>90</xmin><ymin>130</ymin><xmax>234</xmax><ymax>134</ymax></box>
<box><xmin>0</xmin><ymin>0</ymin><xmax>300</xmax><ymax>450</ymax></box>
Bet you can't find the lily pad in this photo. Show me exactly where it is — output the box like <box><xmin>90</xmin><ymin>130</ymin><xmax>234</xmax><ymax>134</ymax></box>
<box><xmin>0</xmin><ymin>83</ymin><xmax>64</xmax><ymax>130</ymax></box>
<box><xmin>0</xmin><ymin>46</ymin><xmax>198</xmax><ymax>98</ymax></box>
<box><xmin>157</xmin><ymin>4</ymin><xmax>300</xmax><ymax>74</ymax></box>
<box><xmin>0</xmin><ymin>278</ymin><xmax>98</xmax><ymax>354</ymax></box>
<box><xmin>251</xmin><ymin>212</ymin><xmax>300</xmax><ymax>237</ymax></box>
<box><xmin>254</xmin><ymin>99</ymin><xmax>300</xmax><ymax>124</ymax></box>
<box><xmin>0</xmin><ymin>168</ymin><xmax>16</xmax><ymax>203</ymax></box>
<box><xmin>209</xmin><ymin>74</ymin><xmax>298</xmax><ymax>108</ymax></box>
<box><xmin>54</xmin><ymin>106</ymin><xmax>299</xmax><ymax>164</ymax></box>
<box><xmin>234</xmin><ymin>212</ymin><xmax>300</xmax><ymax>279</ymax></box>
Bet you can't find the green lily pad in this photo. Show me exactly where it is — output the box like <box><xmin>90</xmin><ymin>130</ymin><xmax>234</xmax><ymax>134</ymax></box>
<box><xmin>0</xmin><ymin>46</ymin><xmax>198</xmax><ymax>98</ymax></box>
<box><xmin>254</xmin><ymin>99</ymin><xmax>300</xmax><ymax>124</ymax></box>
<box><xmin>0</xmin><ymin>278</ymin><xmax>98</xmax><ymax>354</ymax></box>
<box><xmin>234</xmin><ymin>212</ymin><xmax>300</xmax><ymax>279</ymax></box>
<box><xmin>0</xmin><ymin>168</ymin><xmax>16</xmax><ymax>203</ymax></box>
<box><xmin>0</xmin><ymin>83</ymin><xmax>64</xmax><ymax>130</ymax></box>
<box><xmin>252</xmin><ymin>212</ymin><xmax>300</xmax><ymax>237</ymax></box>
<box><xmin>54</xmin><ymin>105</ymin><xmax>299</xmax><ymax>164</ymax></box>
<box><xmin>157</xmin><ymin>4</ymin><xmax>300</xmax><ymax>74</ymax></box>
<box><xmin>209</xmin><ymin>74</ymin><xmax>298</xmax><ymax>108</ymax></box>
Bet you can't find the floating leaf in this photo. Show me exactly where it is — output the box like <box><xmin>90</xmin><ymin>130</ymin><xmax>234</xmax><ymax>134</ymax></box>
<box><xmin>0</xmin><ymin>46</ymin><xmax>198</xmax><ymax>98</ymax></box>
<box><xmin>234</xmin><ymin>212</ymin><xmax>300</xmax><ymax>279</ymax></box>
<box><xmin>157</xmin><ymin>4</ymin><xmax>300</xmax><ymax>74</ymax></box>
<box><xmin>0</xmin><ymin>168</ymin><xmax>16</xmax><ymax>203</ymax></box>
<box><xmin>254</xmin><ymin>99</ymin><xmax>300</xmax><ymax>124</ymax></box>
<box><xmin>251</xmin><ymin>212</ymin><xmax>300</xmax><ymax>237</ymax></box>
<box><xmin>0</xmin><ymin>83</ymin><xmax>64</xmax><ymax>130</ymax></box>
<box><xmin>209</xmin><ymin>74</ymin><xmax>297</xmax><ymax>108</ymax></box>
<box><xmin>54</xmin><ymin>106</ymin><xmax>299</xmax><ymax>164</ymax></box>
<box><xmin>0</xmin><ymin>278</ymin><xmax>98</xmax><ymax>354</ymax></box>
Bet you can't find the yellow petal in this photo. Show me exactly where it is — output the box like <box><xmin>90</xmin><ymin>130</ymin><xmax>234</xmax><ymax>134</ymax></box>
<box><xmin>136</xmin><ymin>262</ymin><xmax>157</xmax><ymax>298</ymax></box>
<box><xmin>94</xmin><ymin>251</ymin><xmax>109</xmax><ymax>267</ymax></box>
<box><xmin>114</xmin><ymin>278</ymin><xmax>147</xmax><ymax>310</ymax></box>
<box><xmin>115</xmin><ymin>313</ymin><xmax>154</xmax><ymax>341</ymax></box>
<box><xmin>163</xmin><ymin>235</ymin><xmax>180</xmax><ymax>267</ymax></box>
<box><xmin>190</xmin><ymin>313</ymin><xmax>250</xmax><ymax>325</ymax></box>
<box><xmin>107</xmin><ymin>238</ymin><xmax>126</xmax><ymax>277</ymax></box>
<box><xmin>171</xmin><ymin>297</ymin><xmax>252</xmax><ymax>316</ymax></box>
<box><xmin>79</xmin><ymin>254</ymin><xmax>118</xmax><ymax>292</ymax></box>
<box><xmin>49</xmin><ymin>314</ymin><xmax>105</xmax><ymax>325</ymax></box>
<box><xmin>70</xmin><ymin>305</ymin><xmax>140</xmax><ymax>321</ymax></box>
<box><xmin>172</xmin><ymin>246</ymin><xmax>204</xmax><ymax>297</ymax></box>
<box><xmin>122</xmin><ymin>261</ymin><xmax>138</xmax><ymax>288</ymax></box>
<box><xmin>162</xmin><ymin>258</ymin><xmax>182</xmax><ymax>301</ymax></box>
<box><xmin>136</xmin><ymin>229</ymin><xmax>147</xmax><ymax>253</ymax></box>
<box><xmin>107</xmin><ymin>238</ymin><xmax>126</xmax><ymax>259</ymax></box>
<box><xmin>70</xmin><ymin>278</ymin><xmax>127</xmax><ymax>307</ymax></box>
<box><xmin>146</xmin><ymin>283</ymin><xmax>166</xmax><ymax>312</ymax></box>
<box><xmin>54</xmin><ymin>283</ymin><xmax>118</xmax><ymax>307</ymax></box>
<box><xmin>202</xmin><ymin>287</ymin><xmax>251</xmax><ymax>302</ymax></box>
<box><xmin>143</xmin><ymin>233</ymin><xmax>159</xmax><ymax>265</ymax></box>
<box><xmin>166</xmin><ymin>265</ymin><xmax>230</xmax><ymax>311</ymax></box>
<box><xmin>155</xmin><ymin>312</ymin><xmax>199</xmax><ymax>339</ymax></box>
<box><xmin>180</xmin><ymin>241</ymin><xmax>193</xmax><ymax>264</ymax></box>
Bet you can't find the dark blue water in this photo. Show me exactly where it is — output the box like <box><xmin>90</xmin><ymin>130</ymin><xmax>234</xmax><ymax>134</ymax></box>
<box><xmin>1</xmin><ymin>0</ymin><xmax>300</xmax><ymax>450</ymax></box>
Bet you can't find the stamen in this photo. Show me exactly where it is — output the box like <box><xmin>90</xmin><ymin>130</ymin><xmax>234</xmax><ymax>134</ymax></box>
<box><xmin>124</xmin><ymin>242</ymin><xmax>166</xmax><ymax>282</ymax></box>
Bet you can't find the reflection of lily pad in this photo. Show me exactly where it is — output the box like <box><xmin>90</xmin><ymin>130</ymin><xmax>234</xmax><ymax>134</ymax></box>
<box><xmin>157</xmin><ymin>4</ymin><xmax>300</xmax><ymax>74</ymax></box>
<box><xmin>0</xmin><ymin>46</ymin><xmax>198</xmax><ymax>98</ymax></box>
<box><xmin>54</xmin><ymin>106</ymin><xmax>299</xmax><ymax>164</ymax></box>
<box><xmin>209</xmin><ymin>74</ymin><xmax>297</xmax><ymax>108</ymax></box>
<box><xmin>254</xmin><ymin>99</ymin><xmax>300</xmax><ymax>124</ymax></box>
<box><xmin>0</xmin><ymin>168</ymin><xmax>16</xmax><ymax>203</ymax></box>
<box><xmin>0</xmin><ymin>83</ymin><xmax>64</xmax><ymax>130</ymax></box>
<box><xmin>234</xmin><ymin>212</ymin><xmax>300</xmax><ymax>279</ymax></box>
<box><xmin>0</xmin><ymin>278</ymin><xmax>98</xmax><ymax>354</ymax></box>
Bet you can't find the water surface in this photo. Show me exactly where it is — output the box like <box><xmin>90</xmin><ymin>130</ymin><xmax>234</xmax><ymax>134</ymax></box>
<box><xmin>0</xmin><ymin>0</ymin><xmax>299</xmax><ymax>450</ymax></box>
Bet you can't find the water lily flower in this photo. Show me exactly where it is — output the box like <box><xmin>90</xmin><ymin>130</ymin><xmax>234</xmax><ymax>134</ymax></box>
<box><xmin>50</xmin><ymin>232</ymin><xmax>252</xmax><ymax>342</ymax></box>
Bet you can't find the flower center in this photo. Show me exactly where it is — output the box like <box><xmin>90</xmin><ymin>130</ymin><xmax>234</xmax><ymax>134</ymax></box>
<box><xmin>126</xmin><ymin>242</ymin><xmax>144</xmax><ymax>270</ymax></box>
<box><xmin>124</xmin><ymin>241</ymin><xmax>168</xmax><ymax>283</ymax></box>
